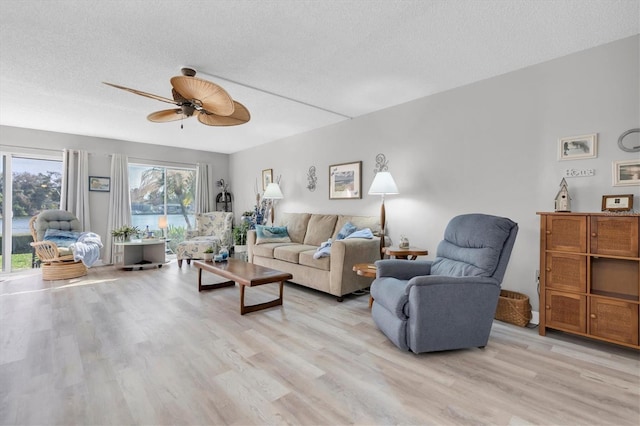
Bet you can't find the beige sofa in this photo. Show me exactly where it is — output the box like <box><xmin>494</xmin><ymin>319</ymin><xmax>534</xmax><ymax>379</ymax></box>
<box><xmin>247</xmin><ymin>212</ymin><xmax>382</xmax><ymax>301</ymax></box>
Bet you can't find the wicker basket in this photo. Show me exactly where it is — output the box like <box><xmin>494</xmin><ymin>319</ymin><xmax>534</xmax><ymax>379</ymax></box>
<box><xmin>495</xmin><ymin>290</ymin><xmax>531</xmax><ymax>327</ymax></box>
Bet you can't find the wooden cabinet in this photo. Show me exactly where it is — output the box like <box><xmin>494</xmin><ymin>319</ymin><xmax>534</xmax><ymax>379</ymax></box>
<box><xmin>538</xmin><ymin>213</ymin><xmax>639</xmax><ymax>349</ymax></box>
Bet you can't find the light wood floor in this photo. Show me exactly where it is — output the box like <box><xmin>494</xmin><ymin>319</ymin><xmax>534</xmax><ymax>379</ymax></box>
<box><xmin>1</xmin><ymin>261</ymin><xmax>638</xmax><ymax>426</ymax></box>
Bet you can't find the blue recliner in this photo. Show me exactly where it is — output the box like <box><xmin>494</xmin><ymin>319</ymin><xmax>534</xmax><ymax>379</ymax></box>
<box><xmin>370</xmin><ymin>213</ymin><xmax>518</xmax><ymax>353</ymax></box>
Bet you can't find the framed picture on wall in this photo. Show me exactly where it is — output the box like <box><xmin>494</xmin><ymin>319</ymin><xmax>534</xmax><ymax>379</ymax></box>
<box><xmin>613</xmin><ymin>159</ymin><xmax>640</xmax><ymax>186</ymax></box>
<box><xmin>89</xmin><ymin>176</ymin><xmax>110</xmax><ymax>192</ymax></box>
<box><xmin>262</xmin><ymin>169</ymin><xmax>273</xmax><ymax>190</ymax></box>
<box><xmin>329</xmin><ymin>161</ymin><xmax>362</xmax><ymax>199</ymax></box>
<box><xmin>558</xmin><ymin>133</ymin><xmax>598</xmax><ymax>160</ymax></box>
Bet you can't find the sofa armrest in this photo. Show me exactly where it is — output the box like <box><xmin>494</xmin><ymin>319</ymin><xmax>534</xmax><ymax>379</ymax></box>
<box><xmin>329</xmin><ymin>237</ymin><xmax>380</xmax><ymax>296</ymax></box>
<box><xmin>186</xmin><ymin>229</ymin><xmax>199</xmax><ymax>239</ymax></box>
<box><xmin>246</xmin><ymin>229</ymin><xmax>257</xmax><ymax>262</ymax></box>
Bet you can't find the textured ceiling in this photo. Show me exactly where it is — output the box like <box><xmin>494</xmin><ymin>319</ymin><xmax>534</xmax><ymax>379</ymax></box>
<box><xmin>1</xmin><ymin>0</ymin><xmax>638</xmax><ymax>154</ymax></box>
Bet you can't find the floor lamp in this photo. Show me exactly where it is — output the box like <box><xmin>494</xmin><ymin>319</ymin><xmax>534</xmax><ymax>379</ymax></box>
<box><xmin>368</xmin><ymin>171</ymin><xmax>399</xmax><ymax>258</ymax></box>
<box><xmin>263</xmin><ymin>182</ymin><xmax>284</xmax><ymax>225</ymax></box>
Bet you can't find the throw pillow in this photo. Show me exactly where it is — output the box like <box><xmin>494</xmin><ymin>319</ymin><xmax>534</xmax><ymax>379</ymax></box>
<box><xmin>255</xmin><ymin>225</ymin><xmax>292</xmax><ymax>244</ymax></box>
<box><xmin>43</xmin><ymin>229</ymin><xmax>81</xmax><ymax>248</ymax></box>
<box><xmin>336</xmin><ymin>221</ymin><xmax>357</xmax><ymax>240</ymax></box>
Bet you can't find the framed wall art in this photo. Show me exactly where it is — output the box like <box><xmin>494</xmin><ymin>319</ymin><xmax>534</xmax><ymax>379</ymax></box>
<box><xmin>558</xmin><ymin>133</ymin><xmax>598</xmax><ymax>160</ymax></box>
<box><xmin>613</xmin><ymin>159</ymin><xmax>640</xmax><ymax>186</ymax></box>
<box><xmin>262</xmin><ymin>169</ymin><xmax>273</xmax><ymax>190</ymax></box>
<box><xmin>601</xmin><ymin>194</ymin><xmax>633</xmax><ymax>212</ymax></box>
<box><xmin>89</xmin><ymin>176</ymin><xmax>110</xmax><ymax>192</ymax></box>
<box><xmin>329</xmin><ymin>161</ymin><xmax>361</xmax><ymax>199</ymax></box>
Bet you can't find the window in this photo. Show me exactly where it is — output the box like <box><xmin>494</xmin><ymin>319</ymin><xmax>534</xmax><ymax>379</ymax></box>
<box><xmin>128</xmin><ymin>164</ymin><xmax>195</xmax><ymax>248</ymax></box>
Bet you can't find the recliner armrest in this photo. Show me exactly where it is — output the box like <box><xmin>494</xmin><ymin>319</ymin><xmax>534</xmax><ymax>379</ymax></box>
<box><xmin>375</xmin><ymin>259</ymin><xmax>432</xmax><ymax>280</ymax></box>
<box><xmin>405</xmin><ymin>274</ymin><xmax>500</xmax><ymax>292</ymax></box>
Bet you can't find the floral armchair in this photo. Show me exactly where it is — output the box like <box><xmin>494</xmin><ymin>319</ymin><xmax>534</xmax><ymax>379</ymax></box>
<box><xmin>176</xmin><ymin>211</ymin><xmax>233</xmax><ymax>267</ymax></box>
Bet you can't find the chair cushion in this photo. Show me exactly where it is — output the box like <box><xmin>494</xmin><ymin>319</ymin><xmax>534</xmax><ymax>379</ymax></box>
<box><xmin>431</xmin><ymin>214</ymin><xmax>516</xmax><ymax>277</ymax></box>
<box><xmin>34</xmin><ymin>210</ymin><xmax>82</xmax><ymax>241</ymax></box>
<box><xmin>43</xmin><ymin>229</ymin><xmax>81</xmax><ymax>248</ymax></box>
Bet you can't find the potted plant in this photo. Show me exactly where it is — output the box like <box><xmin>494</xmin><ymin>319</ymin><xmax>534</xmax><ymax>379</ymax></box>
<box><xmin>203</xmin><ymin>246</ymin><xmax>214</xmax><ymax>262</ymax></box>
<box><xmin>233</xmin><ymin>221</ymin><xmax>250</xmax><ymax>253</ymax></box>
<box><xmin>111</xmin><ymin>225</ymin><xmax>140</xmax><ymax>242</ymax></box>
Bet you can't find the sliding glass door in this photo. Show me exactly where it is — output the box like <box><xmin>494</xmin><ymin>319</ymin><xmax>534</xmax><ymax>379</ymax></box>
<box><xmin>0</xmin><ymin>153</ymin><xmax>62</xmax><ymax>273</ymax></box>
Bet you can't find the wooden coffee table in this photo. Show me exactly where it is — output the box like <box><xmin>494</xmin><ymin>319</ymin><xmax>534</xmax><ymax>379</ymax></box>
<box><xmin>195</xmin><ymin>259</ymin><xmax>292</xmax><ymax>315</ymax></box>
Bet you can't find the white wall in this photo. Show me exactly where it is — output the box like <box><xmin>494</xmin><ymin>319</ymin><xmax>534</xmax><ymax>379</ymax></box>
<box><xmin>230</xmin><ymin>35</ymin><xmax>640</xmax><ymax>311</ymax></box>
<box><xmin>1</xmin><ymin>127</ymin><xmax>229</xmax><ymax>258</ymax></box>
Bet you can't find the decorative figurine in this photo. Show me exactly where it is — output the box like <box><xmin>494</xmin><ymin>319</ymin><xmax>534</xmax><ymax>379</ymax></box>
<box><xmin>554</xmin><ymin>178</ymin><xmax>572</xmax><ymax>212</ymax></box>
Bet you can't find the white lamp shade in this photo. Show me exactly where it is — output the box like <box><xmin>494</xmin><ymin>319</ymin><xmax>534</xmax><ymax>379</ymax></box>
<box><xmin>263</xmin><ymin>182</ymin><xmax>284</xmax><ymax>199</ymax></box>
<box><xmin>368</xmin><ymin>172</ymin><xmax>399</xmax><ymax>195</ymax></box>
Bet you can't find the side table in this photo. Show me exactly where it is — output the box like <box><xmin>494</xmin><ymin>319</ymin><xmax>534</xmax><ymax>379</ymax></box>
<box><xmin>353</xmin><ymin>263</ymin><xmax>377</xmax><ymax>308</ymax></box>
<box><xmin>384</xmin><ymin>246</ymin><xmax>428</xmax><ymax>260</ymax></box>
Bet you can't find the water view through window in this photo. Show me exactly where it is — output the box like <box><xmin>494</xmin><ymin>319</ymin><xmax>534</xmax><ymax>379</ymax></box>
<box><xmin>129</xmin><ymin>164</ymin><xmax>195</xmax><ymax>249</ymax></box>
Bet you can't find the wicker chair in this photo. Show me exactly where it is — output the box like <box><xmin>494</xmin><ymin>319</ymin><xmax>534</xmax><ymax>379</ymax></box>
<box><xmin>29</xmin><ymin>210</ymin><xmax>87</xmax><ymax>280</ymax></box>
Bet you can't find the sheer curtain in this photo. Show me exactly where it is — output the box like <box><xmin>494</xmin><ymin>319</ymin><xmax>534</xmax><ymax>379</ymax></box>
<box><xmin>60</xmin><ymin>149</ymin><xmax>91</xmax><ymax>230</ymax></box>
<box><xmin>195</xmin><ymin>163</ymin><xmax>212</xmax><ymax>213</ymax></box>
<box><xmin>104</xmin><ymin>154</ymin><xmax>132</xmax><ymax>264</ymax></box>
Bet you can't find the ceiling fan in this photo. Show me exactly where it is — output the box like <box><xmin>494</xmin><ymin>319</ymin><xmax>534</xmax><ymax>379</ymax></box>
<box><xmin>103</xmin><ymin>68</ymin><xmax>250</xmax><ymax>126</ymax></box>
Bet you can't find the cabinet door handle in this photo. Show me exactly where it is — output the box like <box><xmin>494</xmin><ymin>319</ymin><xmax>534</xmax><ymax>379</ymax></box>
<box><xmin>546</xmin><ymin>231</ymin><xmax>551</xmax><ymax>235</ymax></box>
<box><xmin>590</xmin><ymin>314</ymin><xmax>597</xmax><ymax>319</ymax></box>
<box><xmin>546</xmin><ymin>305</ymin><xmax>551</xmax><ymax>310</ymax></box>
<box><xmin>546</xmin><ymin>267</ymin><xmax>551</xmax><ymax>272</ymax></box>
<box><xmin>591</xmin><ymin>233</ymin><xmax>597</xmax><ymax>237</ymax></box>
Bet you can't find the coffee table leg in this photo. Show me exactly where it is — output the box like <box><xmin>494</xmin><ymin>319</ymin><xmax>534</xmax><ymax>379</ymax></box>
<box><xmin>240</xmin><ymin>281</ymin><xmax>285</xmax><ymax>315</ymax></box>
<box><xmin>198</xmin><ymin>268</ymin><xmax>235</xmax><ymax>292</ymax></box>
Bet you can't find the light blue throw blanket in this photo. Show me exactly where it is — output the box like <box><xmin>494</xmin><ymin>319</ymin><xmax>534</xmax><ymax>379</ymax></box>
<box><xmin>313</xmin><ymin>228</ymin><xmax>374</xmax><ymax>259</ymax></box>
<box><xmin>69</xmin><ymin>232</ymin><xmax>103</xmax><ymax>267</ymax></box>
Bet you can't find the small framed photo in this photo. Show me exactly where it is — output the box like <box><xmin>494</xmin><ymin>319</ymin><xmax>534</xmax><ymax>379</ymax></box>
<box><xmin>329</xmin><ymin>161</ymin><xmax>362</xmax><ymax>199</ymax></box>
<box><xmin>601</xmin><ymin>194</ymin><xmax>634</xmax><ymax>212</ymax></box>
<box><xmin>89</xmin><ymin>176</ymin><xmax>110</xmax><ymax>192</ymax></box>
<box><xmin>613</xmin><ymin>159</ymin><xmax>640</xmax><ymax>186</ymax></box>
<box><xmin>262</xmin><ymin>169</ymin><xmax>273</xmax><ymax>190</ymax></box>
<box><xmin>558</xmin><ymin>133</ymin><xmax>598</xmax><ymax>160</ymax></box>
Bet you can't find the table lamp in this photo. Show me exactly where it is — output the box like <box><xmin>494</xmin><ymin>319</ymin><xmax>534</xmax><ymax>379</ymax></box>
<box><xmin>368</xmin><ymin>171</ymin><xmax>399</xmax><ymax>257</ymax></box>
<box><xmin>263</xmin><ymin>182</ymin><xmax>284</xmax><ymax>225</ymax></box>
<box><xmin>158</xmin><ymin>215</ymin><xmax>168</xmax><ymax>239</ymax></box>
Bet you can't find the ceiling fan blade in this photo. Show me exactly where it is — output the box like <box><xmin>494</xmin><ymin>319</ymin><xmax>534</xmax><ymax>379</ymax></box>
<box><xmin>197</xmin><ymin>101</ymin><xmax>251</xmax><ymax>126</ymax></box>
<box><xmin>148</xmin><ymin>109</ymin><xmax>191</xmax><ymax>122</ymax></box>
<box><xmin>171</xmin><ymin>76</ymin><xmax>235</xmax><ymax>116</ymax></box>
<box><xmin>103</xmin><ymin>82</ymin><xmax>178</xmax><ymax>105</ymax></box>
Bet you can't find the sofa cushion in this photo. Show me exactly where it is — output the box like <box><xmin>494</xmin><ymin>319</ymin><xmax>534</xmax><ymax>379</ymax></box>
<box><xmin>255</xmin><ymin>225</ymin><xmax>291</xmax><ymax>244</ymax></box>
<box><xmin>274</xmin><ymin>244</ymin><xmax>318</xmax><ymax>264</ymax></box>
<box><xmin>252</xmin><ymin>242</ymin><xmax>296</xmax><ymax>258</ymax></box>
<box><xmin>332</xmin><ymin>215</ymin><xmax>381</xmax><ymax>239</ymax></box>
<box><xmin>303</xmin><ymin>214</ymin><xmax>338</xmax><ymax>246</ymax></box>
<box><xmin>277</xmin><ymin>213</ymin><xmax>311</xmax><ymax>244</ymax></box>
<box><xmin>299</xmin><ymin>249</ymin><xmax>331</xmax><ymax>271</ymax></box>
